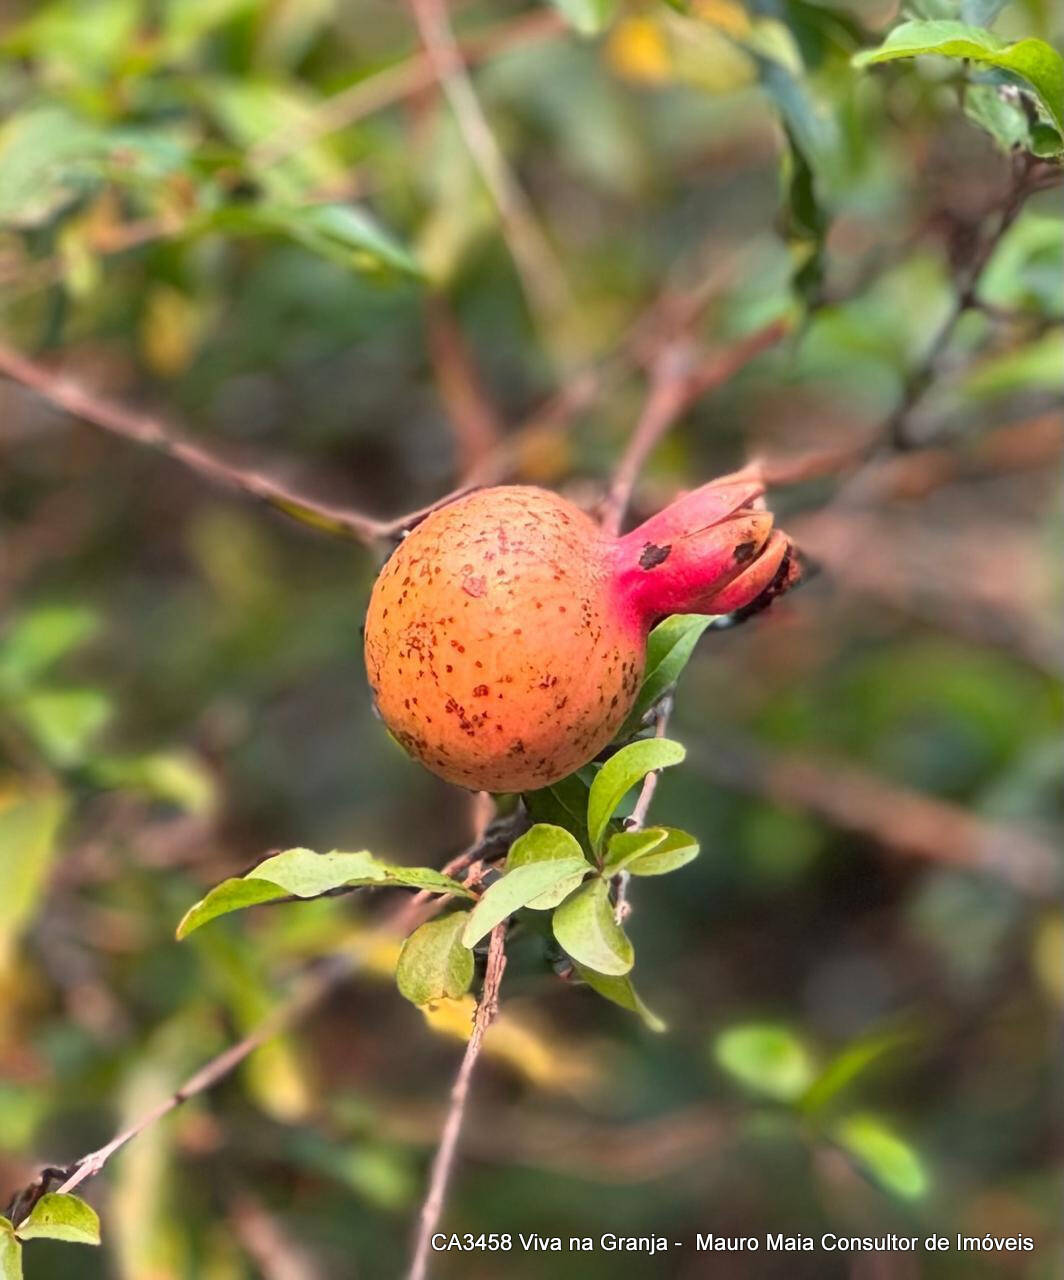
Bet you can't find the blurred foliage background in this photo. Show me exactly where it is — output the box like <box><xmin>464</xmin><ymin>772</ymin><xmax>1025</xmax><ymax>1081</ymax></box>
<box><xmin>0</xmin><ymin>0</ymin><xmax>1062</xmax><ymax>1276</ymax></box>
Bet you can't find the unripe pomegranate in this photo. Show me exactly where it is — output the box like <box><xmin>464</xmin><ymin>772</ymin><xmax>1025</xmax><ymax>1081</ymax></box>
<box><xmin>364</xmin><ymin>471</ymin><xmax>798</xmax><ymax>792</ymax></box>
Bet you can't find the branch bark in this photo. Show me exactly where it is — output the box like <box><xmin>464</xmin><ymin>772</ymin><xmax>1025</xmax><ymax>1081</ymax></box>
<box><xmin>407</xmin><ymin>923</ymin><xmax>508</xmax><ymax>1280</ymax></box>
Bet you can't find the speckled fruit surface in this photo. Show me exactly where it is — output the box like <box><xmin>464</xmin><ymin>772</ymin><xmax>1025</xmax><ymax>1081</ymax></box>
<box><xmin>364</xmin><ymin>478</ymin><xmax>795</xmax><ymax>792</ymax></box>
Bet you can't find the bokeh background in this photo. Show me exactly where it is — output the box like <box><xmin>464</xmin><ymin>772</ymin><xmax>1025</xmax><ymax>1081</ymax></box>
<box><xmin>1</xmin><ymin>0</ymin><xmax>1062</xmax><ymax>1277</ymax></box>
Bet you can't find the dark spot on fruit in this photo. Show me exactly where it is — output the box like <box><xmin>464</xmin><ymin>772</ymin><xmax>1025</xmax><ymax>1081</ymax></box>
<box><xmin>473</xmin><ymin>684</ymin><xmax>489</xmax><ymax>696</ymax></box>
<box><xmin>639</xmin><ymin>542</ymin><xmax>672</xmax><ymax>569</ymax></box>
<box><xmin>734</xmin><ymin>540</ymin><xmax>757</xmax><ymax>563</ymax></box>
<box><xmin>462</xmin><ymin>575</ymin><xmax>486</xmax><ymax>598</ymax></box>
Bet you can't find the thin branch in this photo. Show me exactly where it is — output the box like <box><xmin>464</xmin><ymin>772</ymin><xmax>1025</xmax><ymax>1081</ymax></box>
<box><xmin>884</xmin><ymin>155</ymin><xmax>1060</xmax><ymax>450</ymax></box>
<box><xmin>600</xmin><ymin>318</ymin><xmax>791</xmax><ymax>535</ymax></box>
<box><xmin>251</xmin><ymin>9</ymin><xmax>565</xmax><ymax>169</ymax></box>
<box><xmin>406</xmin><ymin>0</ymin><xmax>570</xmax><ymax>326</ymax></box>
<box><xmin>691</xmin><ymin>734</ymin><xmax>1061</xmax><ymax>898</ymax></box>
<box><xmin>613</xmin><ymin>700</ymin><xmax>672</xmax><ymax>923</ymax></box>
<box><xmin>425</xmin><ymin>295</ymin><xmax>503</xmax><ymax>479</ymax></box>
<box><xmin>407</xmin><ymin>923</ymin><xmax>508</xmax><ymax>1280</ymax></box>
<box><xmin>0</xmin><ymin>340</ymin><xmax>446</xmax><ymax>548</ymax></box>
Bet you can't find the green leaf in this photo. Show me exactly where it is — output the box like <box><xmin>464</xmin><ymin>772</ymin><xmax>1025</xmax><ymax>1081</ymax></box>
<box><xmin>200</xmin><ymin>202</ymin><xmax>421</xmax><ymax>277</ymax></box>
<box><xmin>461</xmin><ymin>857</ymin><xmax>591</xmax><ymax>948</ymax></box>
<box><xmin>620</xmin><ymin>615</ymin><xmax>714</xmax><ymax>735</ymax></box>
<box><xmin>853</xmin><ymin>21</ymin><xmax>1064</xmax><ymax>140</ymax></box>
<box><xmin>623</xmin><ymin>827</ymin><xmax>700</xmax><ymax>877</ymax></box>
<box><xmin>834</xmin><ymin>1114</ymin><xmax>929</xmax><ymax>1199</ymax></box>
<box><xmin>396</xmin><ymin>912</ymin><xmax>474</xmax><ymax>1007</ymax></box>
<box><xmin>523</xmin><ymin>772</ymin><xmax>592</xmax><ymax>844</ymax></box>
<box><xmin>90</xmin><ymin>751</ymin><xmax>216</xmax><ymax>814</ymax></box>
<box><xmin>0</xmin><ymin>790</ymin><xmax>68</xmax><ymax>964</ymax></box>
<box><xmin>177</xmin><ymin>848</ymin><xmax>472</xmax><ymax>938</ymax></box>
<box><xmin>14</xmin><ymin>689</ymin><xmax>112</xmax><ymax>767</ymax></box>
<box><xmin>0</xmin><ymin>1220</ymin><xmax>21</xmax><ymax>1280</ymax></box>
<box><xmin>800</xmin><ymin>1031</ymin><xmax>912</xmax><ymax>1115</ymax></box>
<box><xmin>0</xmin><ymin>606</ymin><xmax>98</xmax><ymax>691</ymax></box>
<box><xmin>964</xmin><ymin>83</ymin><xmax>1037</xmax><ymax>154</ymax></box>
<box><xmin>15</xmin><ymin>1194</ymin><xmax>100</xmax><ymax>1245</ymax></box>
<box><xmin>506</xmin><ymin>823</ymin><xmax>589</xmax><ymax>907</ymax></box>
<box><xmin>713</xmin><ymin>1024</ymin><xmax>816</xmax><ymax>1102</ymax></box>
<box><xmin>552</xmin><ymin>878</ymin><xmax>634</xmax><ymax>976</ymax></box>
<box><xmin>573</xmin><ymin>964</ymin><xmax>666</xmax><ymax>1032</ymax></box>
<box><xmin>548</xmin><ymin>0</ymin><xmax>618</xmax><ymax>37</ymax></box>
<box><xmin>586</xmin><ymin>738</ymin><xmax>686</xmax><ymax>855</ymax></box>
<box><xmin>602</xmin><ymin>827</ymin><xmax>669</xmax><ymax>873</ymax></box>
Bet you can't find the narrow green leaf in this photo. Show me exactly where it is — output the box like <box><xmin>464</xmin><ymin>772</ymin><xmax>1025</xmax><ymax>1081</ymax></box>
<box><xmin>625</xmin><ymin>827</ymin><xmax>699</xmax><ymax>877</ymax></box>
<box><xmin>853</xmin><ymin>21</ymin><xmax>1064</xmax><ymax>139</ymax></box>
<box><xmin>15</xmin><ymin>1193</ymin><xmax>100</xmax><ymax>1246</ymax></box>
<box><xmin>0</xmin><ymin>1219</ymin><xmax>22</xmax><ymax>1280</ymax></box>
<box><xmin>552</xmin><ymin>878</ymin><xmax>634</xmax><ymax>976</ymax></box>
<box><xmin>586</xmin><ymin>738</ymin><xmax>685</xmax><ymax>855</ymax></box>
<box><xmin>620</xmin><ymin>615</ymin><xmax>714</xmax><ymax>735</ymax></box>
<box><xmin>0</xmin><ymin>790</ymin><xmax>67</xmax><ymax>963</ymax></box>
<box><xmin>713</xmin><ymin>1024</ymin><xmax>816</xmax><ymax>1102</ymax></box>
<box><xmin>0</xmin><ymin>606</ymin><xmax>98</xmax><ymax>690</ymax></box>
<box><xmin>462</xmin><ymin>857</ymin><xmax>591</xmax><ymax>948</ymax></box>
<box><xmin>834</xmin><ymin>1114</ymin><xmax>929</xmax><ymax>1199</ymax></box>
<box><xmin>574</xmin><ymin>964</ymin><xmax>666</xmax><ymax>1032</ymax></box>
<box><xmin>396</xmin><ymin>912</ymin><xmax>474</xmax><ymax>1007</ymax></box>
<box><xmin>602</xmin><ymin>827</ymin><xmax>668</xmax><ymax>874</ymax></box>
<box><xmin>177</xmin><ymin>848</ymin><xmax>472</xmax><ymax>938</ymax></box>
<box><xmin>800</xmin><ymin>1031</ymin><xmax>912</xmax><ymax>1115</ymax></box>
<box><xmin>548</xmin><ymin>0</ymin><xmax>618</xmax><ymax>37</ymax></box>
<box><xmin>14</xmin><ymin>688</ymin><xmax>112</xmax><ymax>767</ymax></box>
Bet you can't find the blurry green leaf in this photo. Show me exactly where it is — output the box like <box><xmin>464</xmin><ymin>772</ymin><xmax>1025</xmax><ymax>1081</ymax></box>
<box><xmin>587</xmin><ymin>738</ymin><xmax>685</xmax><ymax>854</ymax></box>
<box><xmin>0</xmin><ymin>107</ymin><xmax>103</xmax><ymax>227</ymax></box>
<box><xmin>853</xmin><ymin>21</ymin><xmax>1064</xmax><ymax>141</ymax></box>
<box><xmin>549</xmin><ymin>0</ymin><xmax>618</xmax><ymax>36</ymax></box>
<box><xmin>0</xmin><ymin>790</ymin><xmax>67</xmax><ymax>963</ymax></box>
<box><xmin>15</xmin><ymin>1194</ymin><xmax>100</xmax><ymax>1245</ymax></box>
<box><xmin>552</xmin><ymin>878</ymin><xmax>634</xmax><ymax>975</ymax></box>
<box><xmin>908</xmin><ymin>0</ymin><xmax>1010</xmax><ymax>23</ymax></box>
<box><xmin>178</xmin><ymin>848</ymin><xmax>472</xmax><ymax>938</ymax></box>
<box><xmin>834</xmin><ymin>1114</ymin><xmax>929</xmax><ymax>1198</ymax></box>
<box><xmin>0</xmin><ymin>1220</ymin><xmax>21</xmax><ymax>1280</ymax></box>
<box><xmin>462</xmin><ymin>857</ymin><xmax>591</xmax><ymax>948</ymax></box>
<box><xmin>964</xmin><ymin>82</ymin><xmax>1038</xmax><ymax>152</ymax></box>
<box><xmin>0</xmin><ymin>606</ymin><xmax>98</xmax><ymax>691</ymax></box>
<box><xmin>714</xmin><ymin>1024</ymin><xmax>816</xmax><ymax>1101</ymax></box>
<box><xmin>800</xmin><ymin>1031</ymin><xmax>912</xmax><ymax>1114</ymax></box>
<box><xmin>573</xmin><ymin>963</ymin><xmax>666</xmax><ymax>1031</ymax></box>
<box><xmin>396</xmin><ymin>912</ymin><xmax>474</xmax><ymax>1007</ymax></box>
<box><xmin>91</xmin><ymin>751</ymin><xmax>216</xmax><ymax>814</ymax></box>
<box><xmin>602</xmin><ymin>827</ymin><xmax>668</xmax><ymax>873</ymax></box>
<box><xmin>14</xmin><ymin>688</ymin><xmax>112</xmax><ymax>767</ymax></box>
<box><xmin>506</xmin><ymin>823</ymin><xmax>589</xmax><ymax>907</ymax></box>
<box><xmin>1</xmin><ymin>0</ymin><xmax>139</xmax><ymax>81</ymax></box>
<box><xmin>961</xmin><ymin>331</ymin><xmax>1064</xmax><ymax>397</ymax></box>
<box><xmin>623</xmin><ymin>827</ymin><xmax>699</xmax><ymax>876</ymax></box>
<box><xmin>201</xmin><ymin>203</ymin><xmax>420</xmax><ymax>277</ymax></box>
<box><xmin>620</xmin><ymin>614</ymin><xmax>713</xmax><ymax>735</ymax></box>
<box><xmin>161</xmin><ymin>0</ymin><xmax>257</xmax><ymax>60</ymax></box>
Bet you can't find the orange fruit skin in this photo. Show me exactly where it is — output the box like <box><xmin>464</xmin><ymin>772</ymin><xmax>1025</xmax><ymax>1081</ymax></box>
<box><xmin>364</xmin><ymin>487</ymin><xmax>643</xmax><ymax>792</ymax></box>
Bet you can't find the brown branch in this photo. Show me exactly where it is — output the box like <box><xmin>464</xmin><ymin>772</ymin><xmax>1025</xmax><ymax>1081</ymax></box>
<box><xmin>406</xmin><ymin>0</ymin><xmax>569</xmax><ymax>326</ymax></box>
<box><xmin>691</xmin><ymin>734</ymin><xmax>1061</xmax><ymax>898</ymax></box>
<box><xmin>251</xmin><ymin>9</ymin><xmax>565</xmax><ymax>169</ymax></box>
<box><xmin>407</xmin><ymin>923</ymin><xmax>507</xmax><ymax>1280</ymax></box>
<box><xmin>600</xmin><ymin>317</ymin><xmax>791</xmax><ymax>534</ymax></box>
<box><xmin>884</xmin><ymin>155</ymin><xmax>1061</xmax><ymax>450</ymax></box>
<box><xmin>0</xmin><ymin>340</ymin><xmax>442</xmax><ymax>548</ymax></box>
<box><xmin>425</xmin><ymin>295</ymin><xmax>503</xmax><ymax>479</ymax></box>
<box><xmin>613</xmin><ymin>700</ymin><xmax>672</xmax><ymax>923</ymax></box>
<box><xmin>229</xmin><ymin>1191</ymin><xmax>324</xmax><ymax>1280</ymax></box>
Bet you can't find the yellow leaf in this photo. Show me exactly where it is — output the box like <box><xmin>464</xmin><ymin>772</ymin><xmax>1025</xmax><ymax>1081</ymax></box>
<box><xmin>1033</xmin><ymin>913</ymin><xmax>1063</xmax><ymax>1005</ymax></box>
<box><xmin>141</xmin><ymin>285</ymin><xmax>203</xmax><ymax>377</ymax></box>
<box><xmin>607</xmin><ymin>17</ymin><xmax>672</xmax><ymax>84</ymax></box>
<box><xmin>693</xmin><ymin>0</ymin><xmax>752</xmax><ymax>37</ymax></box>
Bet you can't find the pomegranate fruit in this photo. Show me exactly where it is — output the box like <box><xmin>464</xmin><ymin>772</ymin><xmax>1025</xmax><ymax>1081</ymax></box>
<box><xmin>364</xmin><ymin>471</ymin><xmax>799</xmax><ymax>792</ymax></box>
